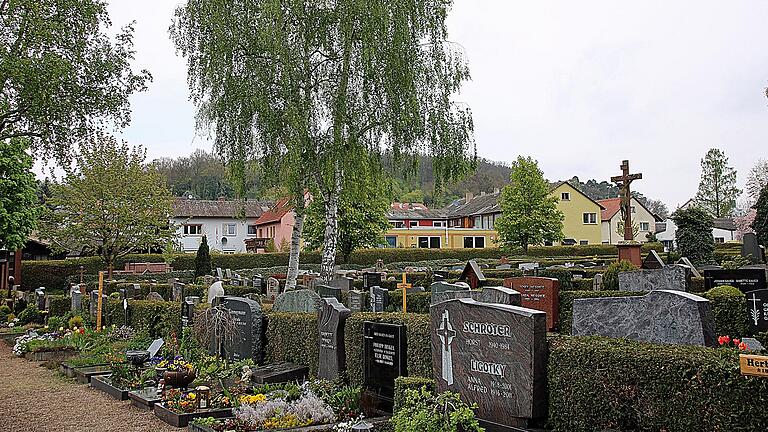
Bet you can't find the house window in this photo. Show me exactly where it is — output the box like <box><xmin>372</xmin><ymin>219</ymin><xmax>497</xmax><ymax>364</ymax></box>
<box><xmin>474</xmin><ymin>216</ymin><xmax>482</xmax><ymax>228</ymax></box>
<box><xmin>418</xmin><ymin>236</ymin><xmax>441</xmax><ymax>249</ymax></box>
<box><xmin>247</xmin><ymin>225</ymin><xmax>258</xmax><ymax>235</ymax></box>
<box><xmin>391</xmin><ymin>221</ymin><xmax>405</xmax><ymax>229</ymax></box>
<box><xmin>385</xmin><ymin>236</ymin><xmax>397</xmax><ymax>248</ymax></box>
<box><xmin>715</xmin><ymin>237</ymin><xmax>725</xmax><ymax>243</ymax></box>
<box><xmin>582</xmin><ymin>213</ymin><xmax>597</xmax><ymax>224</ymax></box>
<box><xmin>463</xmin><ymin>236</ymin><xmax>486</xmax><ymax>248</ymax></box>
<box><xmin>561</xmin><ymin>192</ymin><xmax>570</xmax><ymax>201</ymax></box>
<box><xmin>580</xmin><ymin>240</ymin><xmax>589</xmax><ymax>245</ymax></box>
<box><xmin>258</xmin><ymin>228</ymin><xmax>263</xmax><ymax>237</ymax></box>
<box><xmin>433</xmin><ymin>221</ymin><xmax>446</xmax><ymax>227</ymax></box>
<box><xmin>409</xmin><ymin>221</ymin><xmax>418</xmax><ymax>228</ymax></box>
<box><xmin>223</xmin><ymin>223</ymin><xmax>236</xmax><ymax>236</ymax></box>
<box><xmin>639</xmin><ymin>222</ymin><xmax>650</xmax><ymax>231</ymax></box>
<box><xmin>631</xmin><ymin>206</ymin><xmax>636</xmax><ymax>213</ymax></box>
<box><xmin>183</xmin><ymin>224</ymin><xmax>202</xmax><ymax>235</ymax></box>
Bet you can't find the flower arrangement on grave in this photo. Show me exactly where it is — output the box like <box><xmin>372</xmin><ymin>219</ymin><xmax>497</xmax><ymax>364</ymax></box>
<box><xmin>157</xmin><ymin>355</ymin><xmax>196</xmax><ymax>388</ymax></box>
<box><xmin>12</xmin><ymin>331</ymin><xmax>76</xmax><ymax>356</ymax></box>
<box><xmin>163</xmin><ymin>388</ymin><xmax>199</xmax><ymax>413</ymax></box>
<box><xmin>717</xmin><ymin>335</ymin><xmax>748</xmax><ymax>350</ymax></box>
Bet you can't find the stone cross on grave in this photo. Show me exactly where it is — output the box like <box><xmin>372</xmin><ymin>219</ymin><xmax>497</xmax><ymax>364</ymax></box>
<box><xmin>611</xmin><ymin>159</ymin><xmax>643</xmax><ymax>241</ymax></box>
<box><xmin>750</xmin><ymin>292</ymin><xmax>762</xmax><ymax>326</ymax></box>
<box><xmin>436</xmin><ymin>309</ymin><xmax>456</xmax><ymax>385</ymax></box>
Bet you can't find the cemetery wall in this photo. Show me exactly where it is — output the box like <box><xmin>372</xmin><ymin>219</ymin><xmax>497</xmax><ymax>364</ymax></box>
<box><xmin>548</xmin><ymin>336</ymin><xmax>768</xmax><ymax>431</ymax></box>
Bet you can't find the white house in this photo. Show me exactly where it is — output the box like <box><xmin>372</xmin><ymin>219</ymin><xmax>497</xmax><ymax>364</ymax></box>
<box><xmin>171</xmin><ymin>198</ymin><xmax>272</xmax><ymax>253</ymax></box>
<box><xmin>597</xmin><ymin>197</ymin><xmax>660</xmax><ymax>244</ymax></box>
<box><xmin>655</xmin><ymin>217</ymin><xmax>737</xmax><ymax>251</ymax></box>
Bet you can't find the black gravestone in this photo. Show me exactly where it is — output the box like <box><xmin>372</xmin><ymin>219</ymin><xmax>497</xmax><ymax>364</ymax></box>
<box><xmin>431</xmin><ymin>298</ymin><xmax>548</xmax><ymax>430</ymax></box>
<box><xmin>221</xmin><ymin>296</ymin><xmax>263</xmax><ymax>362</ymax></box>
<box><xmin>433</xmin><ymin>270</ymin><xmax>449</xmax><ymax>282</ymax></box>
<box><xmin>317</xmin><ymin>285</ymin><xmax>343</xmax><ymax>302</ymax></box>
<box><xmin>746</xmin><ymin>289</ymin><xmax>768</xmax><ymax>335</ymax></box>
<box><xmin>743</xmin><ymin>233</ymin><xmax>765</xmax><ymax>264</ymax></box>
<box><xmin>364</xmin><ymin>322</ymin><xmax>407</xmax><ymax>411</ymax></box>
<box><xmin>370</xmin><ymin>286</ymin><xmax>389</xmax><ymax>312</ymax></box>
<box><xmin>318</xmin><ymin>298</ymin><xmax>351</xmax><ymax>381</ymax></box>
<box><xmin>703</xmin><ymin>269</ymin><xmax>767</xmax><ymax>293</ymax></box>
<box><xmin>363</xmin><ymin>272</ymin><xmax>383</xmax><ymax>289</ymax></box>
<box><xmin>252</xmin><ymin>274</ymin><xmax>264</xmax><ymax>293</ymax></box>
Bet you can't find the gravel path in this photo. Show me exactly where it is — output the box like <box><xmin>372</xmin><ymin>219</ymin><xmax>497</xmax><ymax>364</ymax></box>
<box><xmin>0</xmin><ymin>343</ymin><xmax>178</xmax><ymax>432</ymax></box>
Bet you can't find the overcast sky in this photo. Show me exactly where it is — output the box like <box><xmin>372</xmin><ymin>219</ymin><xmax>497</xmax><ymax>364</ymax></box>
<box><xmin>104</xmin><ymin>1</ymin><xmax>768</xmax><ymax>209</ymax></box>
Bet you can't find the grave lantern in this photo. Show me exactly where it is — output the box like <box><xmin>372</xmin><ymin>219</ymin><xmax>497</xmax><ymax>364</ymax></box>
<box><xmin>195</xmin><ymin>386</ymin><xmax>211</xmax><ymax>409</ymax></box>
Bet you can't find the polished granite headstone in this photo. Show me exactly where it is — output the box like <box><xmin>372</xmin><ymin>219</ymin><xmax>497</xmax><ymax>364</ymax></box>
<box><xmin>703</xmin><ymin>268</ymin><xmax>767</xmax><ymax>293</ymax></box>
<box><xmin>572</xmin><ymin>290</ymin><xmax>716</xmax><ymax>346</ymax></box>
<box><xmin>430</xmin><ymin>298</ymin><xmax>547</xmax><ymax>429</ymax></box>
<box><xmin>328</xmin><ymin>277</ymin><xmax>354</xmax><ymax>293</ymax></box>
<box><xmin>273</xmin><ymin>289</ymin><xmax>321</xmax><ymax>313</ymax></box>
<box><xmin>745</xmin><ymin>289</ymin><xmax>768</xmax><ymax>334</ymax></box>
<box><xmin>364</xmin><ymin>322</ymin><xmax>407</xmax><ymax>404</ymax></box>
<box><xmin>430</xmin><ymin>281</ymin><xmax>470</xmax><ymax>304</ymax></box>
<box><xmin>370</xmin><ymin>286</ymin><xmax>389</xmax><ymax>312</ymax></box>
<box><xmin>363</xmin><ymin>272</ymin><xmax>383</xmax><ymax>289</ymax></box>
<box><xmin>503</xmin><ymin>277</ymin><xmax>559</xmax><ymax>331</ymax></box>
<box><xmin>743</xmin><ymin>233</ymin><xmax>765</xmax><ymax>263</ymax></box>
<box><xmin>318</xmin><ymin>298</ymin><xmax>351</xmax><ymax>381</ymax></box>
<box><xmin>221</xmin><ymin>296</ymin><xmax>263</xmax><ymax>362</ymax></box>
<box><xmin>618</xmin><ymin>265</ymin><xmax>688</xmax><ymax>292</ymax></box>
<box><xmin>249</xmin><ymin>363</ymin><xmax>309</xmax><ymax>384</ymax></box>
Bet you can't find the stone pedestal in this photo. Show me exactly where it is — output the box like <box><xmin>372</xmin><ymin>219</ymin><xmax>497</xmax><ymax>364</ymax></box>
<box><xmin>617</xmin><ymin>242</ymin><xmax>642</xmax><ymax>267</ymax></box>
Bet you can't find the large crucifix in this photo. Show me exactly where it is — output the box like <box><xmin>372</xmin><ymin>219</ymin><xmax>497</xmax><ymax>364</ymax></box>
<box><xmin>611</xmin><ymin>160</ymin><xmax>642</xmax><ymax>241</ymax></box>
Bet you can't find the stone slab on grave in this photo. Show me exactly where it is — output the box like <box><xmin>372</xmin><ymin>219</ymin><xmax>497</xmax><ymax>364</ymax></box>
<box><xmin>328</xmin><ymin>276</ymin><xmax>354</xmax><ymax>293</ymax></box>
<box><xmin>743</xmin><ymin>233</ymin><xmax>765</xmax><ymax>264</ymax></box>
<box><xmin>273</xmin><ymin>289</ymin><xmax>321</xmax><ymax>313</ymax></box>
<box><xmin>503</xmin><ymin>277</ymin><xmax>559</xmax><ymax>331</ymax></box>
<box><xmin>618</xmin><ymin>265</ymin><xmax>689</xmax><ymax>292</ymax></box>
<box><xmin>129</xmin><ymin>387</ymin><xmax>161</xmax><ymax>411</ymax></box>
<box><xmin>363</xmin><ymin>321</ymin><xmax>407</xmax><ymax>413</ymax></box>
<box><xmin>430</xmin><ymin>298</ymin><xmax>548</xmax><ymax>430</ymax></box>
<box><xmin>249</xmin><ymin>363</ymin><xmax>310</xmax><ymax>385</ymax></box>
<box><xmin>642</xmin><ymin>250</ymin><xmax>665</xmax><ymax>269</ymax></box>
<box><xmin>703</xmin><ymin>268</ymin><xmax>767</xmax><ymax>293</ymax></box>
<box><xmin>571</xmin><ymin>290</ymin><xmax>716</xmax><ymax>346</ymax></box>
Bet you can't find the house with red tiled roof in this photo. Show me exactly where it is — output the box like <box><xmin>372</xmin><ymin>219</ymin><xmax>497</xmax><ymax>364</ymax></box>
<box><xmin>597</xmin><ymin>197</ymin><xmax>660</xmax><ymax>244</ymax></box>
<box><xmin>246</xmin><ymin>197</ymin><xmax>297</xmax><ymax>252</ymax></box>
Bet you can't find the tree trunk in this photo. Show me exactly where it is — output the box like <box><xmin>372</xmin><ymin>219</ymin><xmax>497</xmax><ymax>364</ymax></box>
<box><xmin>320</xmin><ymin>171</ymin><xmax>342</xmax><ymax>281</ymax></box>
<box><xmin>285</xmin><ymin>211</ymin><xmax>305</xmax><ymax>291</ymax></box>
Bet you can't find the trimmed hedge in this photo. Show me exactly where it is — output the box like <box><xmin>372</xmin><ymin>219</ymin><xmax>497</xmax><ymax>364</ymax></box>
<box><xmin>386</xmin><ymin>291</ymin><xmax>432</xmax><ymax>314</ymax></box>
<box><xmin>264</xmin><ymin>312</ymin><xmax>319</xmax><ymax>376</ymax></box>
<box><xmin>701</xmin><ymin>285</ymin><xmax>748</xmax><ymax>337</ymax></box>
<box><xmin>690</xmin><ymin>277</ymin><xmax>705</xmax><ymax>293</ymax></box>
<box><xmin>559</xmin><ymin>291</ymin><xmax>645</xmax><ymax>335</ymax></box>
<box><xmin>47</xmin><ymin>295</ymin><xmax>69</xmax><ymax>318</ymax></box>
<box><xmin>548</xmin><ymin>336</ymin><xmax>768</xmax><ymax>431</ymax></box>
<box><xmin>76</xmin><ymin>297</ymin><xmax>181</xmax><ymax>337</ymax></box>
<box><xmin>393</xmin><ymin>376</ymin><xmax>436</xmax><ymax>413</ymax></box>
<box><xmin>344</xmin><ymin>313</ymin><xmax>432</xmax><ymax>387</ymax></box>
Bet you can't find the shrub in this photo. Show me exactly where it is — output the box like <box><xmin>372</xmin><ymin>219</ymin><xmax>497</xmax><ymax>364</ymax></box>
<box><xmin>559</xmin><ymin>291</ymin><xmax>645</xmax><ymax>335</ymax></box>
<box><xmin>195</xmin><ymin>235</ymin><xmax>212</xmax><ymax>278</ymax></box>
<box><xmin>690</xmin><ymin>277</ymin><xmax>705</xmax><ymax>293</ymax></box>
<box><xmin>393</xmin><ymin>376</ymin><xmax>436</xmax><ymax>413</ymax></box>
<box><xmin>701</xmin><ymin>285</ymin><xmax>748</xmax><ymax>336</ymax></box>
<box><xmin>602</xmin><ymin>260</ymin><xmax>638</xmax><ymax>291</ymax></box>
<box><xmin>548</xmin><ymin>336</ymin><xmax>768</xmax><ymax>431</ymax></box>
<box><xmin>673</xmin><ymin>207</ymin><xmax>715</xmax><ymax>266</ymax></box>
<box><xmin>18</xmin><ymin>304</ymin><xmax>43</xmax><ymax>325</ymax></box>
<box><xmin>47</xmin><ymin>295</ymin><xmax>70</xmax><ymax>317</ymax></box>
<box><xmin>264</xmin><ymin>312</ymin><xmax>318</xmax><ymax>377</ymax></box>
<box><xmin>68</xmin><ymin>315</ymin><xmax>84</xmax><ymax>329</ymax></box>
<box><xmin>391</xmin><ymin>387</ymin><xmax>483</xmax><ymax>432</ymax></box>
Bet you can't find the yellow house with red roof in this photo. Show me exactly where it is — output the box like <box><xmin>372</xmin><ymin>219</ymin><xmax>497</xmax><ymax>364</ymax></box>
<box><xmin>597</xmin><ymin>197</ymin><xmax>659</xmax><ymax>244</ymax></box>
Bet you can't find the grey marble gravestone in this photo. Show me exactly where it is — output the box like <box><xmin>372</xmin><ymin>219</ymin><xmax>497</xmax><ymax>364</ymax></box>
<box><xmin>348</xmin><ymin>290</ymin><xmax>365</xmax><ymax>312</ymax></box>
<box><xmin>317</xmin><ymin>285</ymin><xmax>343</xmax><ymax>302</ymax></box>
<box><xmin>370</xmin><ymin>286</ymin><xmax>389</xmax><ymax>312</ymax></box>
<box><xmin>328</xmin><ymin>277</ymin><xmax>354</xmax><ymax>293</ymax></box>
<box><xmin>221</xmin><ymin>296</ymin><xmax>263</xmax><ymax>362</ymax></box>
<box><xmin>593</xmin><ymin>274</ymin><xmax>603</xmax><ymax>291</ymax></box>
<box><xmin>618</xmin><ymin>265</ymin><xmax>688</xmax><ymax>292</ymax></box>
<box><xmin>71</xmin><ymin>288</ymin><xmax>82</xmax><ymax>312</ymax></box>
<box><xmin>572</xmin><ymin>290</ymin><xmax>716</xmax><ymax>346</ymax></box>
<box><xmin>676</xmin><ymin>257</ymin><xmax>702</xmax><ymax>278</ymax></box>
<box><xmin>146</xmin><ymin>292</ymin><xmax>164</xmax><ymax>302</ymax></box>
<box><xmin>496</xmin><ymin>264</ymin><xmax>512</xmax><ymax>270</ymax></box>
<box><xmin>89</xmin><ymin>291</ymin><xmax>108</xmax><ymax>318</ymax></box>
<box><xmin>172</xmin><ymin>281</ymin><xmax>185</xmax><ymax>302</ymax></box>
<box><xmin>430</xmin><ymin>298</ymin><xmax>548</xmax><ymax>429</ymax></box>
<box><xmin>207</xmin><ymin>281</ymin><xmax>225</xmax><ymax>304</ymax></box>
<box><xmin>318</xmin><ymin>297</ymin><xmax>351</xmax><ymax>381</ymax></box>
<box><xmin>642</xmin><ymin>250</ymin><xmax>665</xmax><ymax>269</ymax></box>
<box><xmin>273</xmin><ymin>289</ymin><xmax>321</xmax><ymax>313</ymax></box>
<box><xmin>743</xmin><ymin>233</ymin><xmax>765</xmax><ymax>263</ymax></box>
<box><xmin>431</xmin><ymin>286</ymin><xmax>522</xmax><ymax>306</ymax></box>
<box><xmin>430</xmin><ymin>281</ymin><xmax>470</xmax><ymax>304</ymax></box>
<box><xmin>251</xmin><ymin>274</ymin><xmax>263</xmax><ymax>292</ymax></box>
<box><xmin>266</xmin><ymin>277</ymin><xmax>280</xmax><ymax>302</ymax></box>
<box><xmin>405</xmin><ymin>286</ymin><xmax>426</xmax><ymax>294</ymax></box>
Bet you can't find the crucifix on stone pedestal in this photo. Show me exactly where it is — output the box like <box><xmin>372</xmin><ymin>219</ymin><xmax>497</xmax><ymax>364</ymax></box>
<box><xmin>611</xmin><ymin>160</ymin><xmax>644</xmax><ymax>266</ymax></box>
<box><xmin>611</xmin><ymin>160</ymin><xmax>643</xmax><ymax>241</ymax></box>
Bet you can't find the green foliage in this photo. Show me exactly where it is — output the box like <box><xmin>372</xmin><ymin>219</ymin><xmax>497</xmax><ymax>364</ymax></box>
<box><xmin>47</xmin><ymin>295</ymin><xmax>69</xmax><ymax>317</ymax></box>
<box><xmin>194</xmin><ymin>235</ymin><xmax>212</xmax><ymax>278</ymax></box>
<box><xmin>264</xmin><ymin>313</ymin><xmax>319</xmax><ymax>377</ymax></box>
<box><xmin>68</xmin><ymin>315</ymin><xmax>84</xmax><ymax>329</ymax></box>
<box><xmin>393</xmin><ymin>377</ymin><xmax>436</xmax><ymax>413</ymax></box>
<box><xmin>754</xmin><ymin>184</ymin><xmax>768</xmax><ymax>247</ymax></box>
<box><xmin>673</xmin><ymin>207</ymin><xmax>715</xmax><ymax>266</ymax></box>
<box><xmin>602</xmin><ymin>260</ymin><xmax>638</xmax><ymax>291</ymax></box>
<box><xmin>495</xmin><ymin>156</ymin><xmax>564</xmax><ymax>251</ymax></box>
<box><xmin>559</xmin><ymin>291</ymin><xmax>645</xmax><ymax>335</ymax></box>
<box><xmin>548</xmin><ymin>336</ymin><xmax>768</xmax><ymax>431</ymax></box>
<box><xmin>18</xmin><ymin>304</ymin><xmax>43</xmax><ymax>325</ymax></box>
<box><xmin>39</xmin><ymin>136</ymin><xmax>176</xmax><ymax>274</ymax></box>
<box><xmin>0</xmin><ymin>0</ymin><xmax>150</xmax><ymax>159</ymax></box>
<box><xmin>701</xmin><ymin>285</ymin><xmax>748</xmax><ymax>336</ymax></box>
<box><xmin>695</xmin><ymin>149</ymin><xmax>741</xmax><ymax>217</ymax></box>
<box><xmin>0</xmin><ymin>138</ymin><xmax>40</xmax><ymax>250</ymax></box>
<box><xmin>391</xmin><ymin>387</ymin><xmax>483</xmax><ymax>432</ymax></box>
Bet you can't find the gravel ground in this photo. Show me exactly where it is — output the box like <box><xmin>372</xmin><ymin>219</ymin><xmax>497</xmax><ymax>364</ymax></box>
<box><xmin>0</xmin><ymin>343</ymin><xmax>177</xmax><ymax>432</ymax></box>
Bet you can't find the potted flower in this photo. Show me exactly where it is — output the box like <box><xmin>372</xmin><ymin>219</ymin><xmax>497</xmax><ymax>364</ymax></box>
<box><xmin>157</xmin><ymin>356</ymin><xmax>196</xmax><ymax>388</ymax></box>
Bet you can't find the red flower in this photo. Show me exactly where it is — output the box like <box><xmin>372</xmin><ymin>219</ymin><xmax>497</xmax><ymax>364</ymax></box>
<box><xmin>739</xmin><ymin>342</ymin><xmax>748</xmax><ymax>350</ymax></box>
<box><xmin>718</xmin><ymin>335</ymin><xmax>731</xmax><ymax>345</ymax></box>
<box><xmin>79</xmin><ymin>328</ymin><xmax>85</xmax><ymax>335</ymax></box>
<box><xmin>733</xmin><ymin>338</ymin><xmax>741</xmax><ymax>346</ymax></box>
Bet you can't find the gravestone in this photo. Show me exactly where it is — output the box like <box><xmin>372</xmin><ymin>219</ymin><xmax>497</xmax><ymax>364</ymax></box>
<box><xmin>642</xmin><ymin>250</ymin><xmax>665</xmax><ymax>269</ymax></box>
<box><xmin>593</xmin><ymin>274</ymin><xmax>603</xmax><ymax>291</ymax></box>
<box><xmin>348</xmin><ymin>290</ymin><xmax>365</xmax><ymax>313</ymax></box>
<box><xmin>745</xmin><ymin>289</ymin><xmax>768</xmax><ymax>335</ymax></box>
<box><xmin>743</xmin><ymin>233</ymin><xmax>765</xmax><ymax>264</ymax></box>
<box><xmin>503</xmin><ymin>277</ymin><xmax>560</xmax><ymax>331</ymax></box>
<box><xmin>364</xmin><ymin>322</ymin><xmax>407</xmax><ymax>406</ymax></box>
<box><xmin>216</xmin><ymin>268</ymin><xmax>224</xmax><ymax>280</ymax></box>
<box><xmin>317</xmin><ymin>285</ymin><xmax>343</xmax><ymax>302</ymax></box>
<box><xmin>433</xmin><ymin>270</ymin><xmax>449</xmax><ymax>282</ymax></box>
<box><xmin>369</xmin><ymin>286</ymin><xmax>389</xmax><ymax>312</ymax></box>
<box><xmin>89</xmin><ymin>291</ymin><xmax>107</xmax><ymax>318</ymax></box>
<box><xmin>430</xmin><ymin>298</ymin><xmax>548</xmax><ymax>429</ymax></box>
<box><xmin>207</xmin><ymin>281</ymin><xmax>225</xmax><ymax>304</ymax></box>
<box><xmin>182</xmin><ymin>299</ymin><xmax>196</xmax><ymax>327</ymax></box>
<box><xmin>572</xmin><ymin>290</ymin><xmax>716</xmax><ymax>346</ymax></box>
<box><xmin>35</xmin><ymin>288</ymin><xmax>46</xmax><ymax>310</ymax></box>
<box><xmin>147</xmin><ymin>338</ymin><xmax>165</xmax><ymax>357</ymax></box>
<box><xmin>474</xmin><ymin>286</ymin><xmax>522</xmax><ymax>306</ymax></box>
<box><xmin>266</xmin><ymin>277</ymin><xmax>280</xmax><ymax>302</ymax></box>
<box><xmin>221</xmin><ymin>296</ymin><xmax>263</xmax><ymax>362</ymax></box>
<box><xmin>71</xmin><ymin>289</ymin><xmax>82</xmax><ymax>312</ymax></box>
<box><xmin>167</xmin><ymin>278</ymin><xmax>178</xmax><ymax>292</ymax></box>
<box><xmin>519</xmin><ymin>262</ymin><xmax>540</xmax><ymax>272</ymax></box>
<box><xmin>318</xmin><ymin>298</ymin><xmax>351</xmax><ymax>381</ymax></box>
<box><xmin>248</xmin><ymin>363</ymin><xmax>309</xmax><ymax>385</ymax></box>
<box><xmin>129</xmin><ymin>283</ymin><xmax>140</xmax><ymax>299</ymax></box>
<box><xmin>225</xmin><ymin>269</ymin><xmax>233</xmax><ymax>279</ymax></box>
<box><xmin>618</xmin><ymin>265</ymin><xmax>688</xmax><ymax>292</ymax></box>
<box><xmin>459</xmin><ymin>260</ymin><xmax>486</xmax><ymax>289</ymax></box>
<box><xmin>405</xmin><ymin>286</ymin><xmax>425</xmax><ymax>294</ymax></box>
<box><xmin>431</xmin><ymin>290</ymin><xmax>474</xmax><ymax>304</ymax></box>
<box><xmin>328</xmin><ymin>277</ymin><xmax>354</xmax><ymax>293</ymax></box>
<box><xmin>172</xmin><ymin>281</ymin><xmax>185</xmax><ymax>302</ymax></box>
<box><xmin>430</xmin><ymin>281</ymin><xmax>470</xmax><ymax>304</ymax></box>
<box><xmin>496</xmin><ymin>264</ymin><xmax>512</xmax><ymax>270</ymax></box>
<box><xmin>363</xmin><ymin>272</ymin><xmax>383</xmax><ymax>290</ymax></box>
<box><xmin>146</xmin><ymin>292</ymin><xmax>164</xmax><ymax>302</ymax></box>
<box><xmin>251</xmin><ymin>274</ymin><xmax>264</xmax><ymax>293</ymax></box>
<box><xmin>743</xmin><ymin>337</ymin><xmax>765</xmax><ymax>352</ymax></box>
<box><xmin>676</xmin><ymin>257</ymin><xmax>702</xmax><ymax>278</ymax></box>
<box><xmin>703</xmin><ymin>268</ymin><xmax>767</xmax><ymax>293</ymax></box>
<box><xmin>273</xmin><ymin>289</ymin><xmax>321</xmax><ymax>313</ymax></box>
<box><xmin>186</xmin><ymin>296</ymin><xmax>201</xmax><ymax>305</ymax></box>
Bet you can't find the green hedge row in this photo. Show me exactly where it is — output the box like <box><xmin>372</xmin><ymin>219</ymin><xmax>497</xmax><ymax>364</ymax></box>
<box><xmin>393</xmin><ymin>376</ymin><xmax>437</xmax><ymax>413</ymax></box>
<box><xmin>701</xmin><ymin>286</ymin><xmax>748</xmax><ymax>337</ymax></box>
<box><xmin>47</xmin><ymin>295</ymin><xmax>69</xmax><ymax>318</ymax></box>
<box><xmin>264</xmin><ymin>312</ymin><xmax>319</xmax><ymax>377</ymax></box>
<box><xmin>548</xmin><ymin>336</ymin><xmax>768</xmax><ymax>431</ymax></box>
<box><xmin>76</xmin><ymin>297</ymin><xmax>181</xmax><ymax>338</ymax></box>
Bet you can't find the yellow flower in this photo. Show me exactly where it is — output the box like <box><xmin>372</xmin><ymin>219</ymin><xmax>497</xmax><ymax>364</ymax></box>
<box><xmin>188</xmin><ymin>393</ymin><xmax>196</xmax><ymax>400</ymax></box>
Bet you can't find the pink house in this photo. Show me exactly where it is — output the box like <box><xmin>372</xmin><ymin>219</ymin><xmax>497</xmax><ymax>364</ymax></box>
<box><xmin>247</xmin><ymin>198</ymin><xmax>296</xmax><ymax>252</ymax></box>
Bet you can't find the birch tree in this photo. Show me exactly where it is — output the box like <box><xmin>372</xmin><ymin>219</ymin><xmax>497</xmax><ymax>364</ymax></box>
<box><xmin>171</xmin><ymin>0</ymin><xmax>475</xmax><ymax>279</ymax></box>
